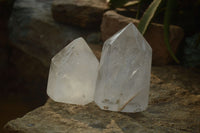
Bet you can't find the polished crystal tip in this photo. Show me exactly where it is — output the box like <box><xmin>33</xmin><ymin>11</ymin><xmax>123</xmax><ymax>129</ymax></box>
<box><xmin>47</xmin><ymin>37</ymin><xmax>99</xmax><ymax>105</ymax></box>
<box><xmin>94</xmin><ymin>23</ymin><xmax>152</xmax><ymax>112</ymax></box>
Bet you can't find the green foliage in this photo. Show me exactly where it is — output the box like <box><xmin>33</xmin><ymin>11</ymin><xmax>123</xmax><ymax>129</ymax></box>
<box><xmin>163</xmin><ymin>0</ymin><xmax>180</xmax><ymax>63</ymax></box>
<box><xmin>137</xmin><ymin>0</ymin><xmax>180</xmax><ymax>63</ymax></box>
<box><xmin>137</xmin><ymin>0</ymin><xmax>162</xmax><ymax>35</ymax></box>
<box><xmin>108</xmin><ymin>0</ymin><xmax>200</xmax><ymax>64</ymax></box>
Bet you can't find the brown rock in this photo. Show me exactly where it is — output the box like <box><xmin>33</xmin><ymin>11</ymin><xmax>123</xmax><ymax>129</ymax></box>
<box><xmin>4</xmin><ymin>66</ymin><xmax>200</xmax><ymax>133</ymax></box>
<box><xmin>9</xmin><ymin>0</ymin><xmax>102</xmax><ymax>67</ymax></box>
<box><xmin>101</xmin><ymin>11</ymin><xmax>184</xmax><ymax>65</ymax></box>
<box><xmin>52</xmin><ymin>0</ymin><xmax>109</xmax><ymax>29</ymax></box>
<box><xmin>89</xmin><ymin>44</ymin><xmax>102</xmax><ymax>60</ymax></box>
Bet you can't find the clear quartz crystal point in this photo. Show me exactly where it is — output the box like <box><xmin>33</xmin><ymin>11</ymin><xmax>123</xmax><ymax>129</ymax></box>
<box><xmin>94</xmin><ymin>23</ymin><xmax>152</xmax><ymax>112</ymax></box>
<box><xmin>47</xmin><ymin>37</ymin><xmax>99</xmax><ymax>105</ymax></box>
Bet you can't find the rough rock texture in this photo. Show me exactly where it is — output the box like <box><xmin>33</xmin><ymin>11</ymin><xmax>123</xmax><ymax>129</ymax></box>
<box><xmin>101</xmin><ymin>11</ymin><xmax>184</xmax><ymax>65</ymax></box>
<box><xmin>9</xmin><ymin>0</ymin><xmax>101</xmax><ymax>67</ymax></box>
<box><xmin>4</xmin><ymin>66</ymin><xmax>200</xmax><ymax>133</ymax></box>
<box><xmin>52</xmin><ymin>0</ymin><xmax>108</xmax><ymax>29</ymax></box>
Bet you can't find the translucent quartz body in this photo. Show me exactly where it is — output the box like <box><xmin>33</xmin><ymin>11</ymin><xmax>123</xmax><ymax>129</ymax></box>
<box><xmin>94</xmin><ymin>23</ymin><xmax>152</xmax><ymax>112</ymax></box>
<box><xmin>47</xmin><ymin>37</ymin><xmax>99</xmax><ymax>105</ymax></box>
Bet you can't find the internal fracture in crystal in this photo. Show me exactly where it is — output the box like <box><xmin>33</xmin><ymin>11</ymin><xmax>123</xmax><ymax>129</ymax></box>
<box><xmin>94</xmin><ymin>23</ymin><xmax>152</xmax><ymax>112</ymax></box>
<box><xmin>47</xmin><ymin>37</ymin><xmax>99</xmax><ymax>105</ymax></box>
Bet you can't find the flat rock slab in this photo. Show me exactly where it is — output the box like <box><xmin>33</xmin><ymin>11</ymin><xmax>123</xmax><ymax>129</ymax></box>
<box><xmin>52</xmin><ymin>0</ymin><xmax>108</xmax><ymax>28</ymax></box>
<box><xmin>4</xmin><ymin>66</ymin><xmax>200</xmax><ymax>133</ymax></box>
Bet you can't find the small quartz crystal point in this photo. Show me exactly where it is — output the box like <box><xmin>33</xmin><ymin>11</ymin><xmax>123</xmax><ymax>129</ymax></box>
<box><xmin>94</xmin><ymin>23</ymin><xmax>152</xmax><ymax>112</ymax></box>
<box><xmin>47</xmin><ymin>37</ymin><xmax>99</xmax><ymax>105</ymax></box>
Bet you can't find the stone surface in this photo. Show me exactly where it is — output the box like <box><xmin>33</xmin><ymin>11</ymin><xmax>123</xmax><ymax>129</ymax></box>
<box><xmin>95</xmin><ymin>23</ymin><xmax>152</xmax><ymax>112</ymax></box>
<box><xmin>101</xmin><ymin>11</ymin><xmax>184</xmax><ymax>65</ymax></box>
<box><xmin>47</xmin><ymin>38</ymin><xmax>99</xmax><ymax>105</ymax></box>
<box><xmin>4</xmin><ymin>66</ymin><xmax>200</xmax><ymax>133</ymax></box>
<box><xmin>52</xmin><ymin>0</ymin><xmax>109</xmax><ymax>29</ymax></box>
<box><xmin>9</xmin><ymin>0</ymin><xmax>101</xmax><ymax>67</ymax></box>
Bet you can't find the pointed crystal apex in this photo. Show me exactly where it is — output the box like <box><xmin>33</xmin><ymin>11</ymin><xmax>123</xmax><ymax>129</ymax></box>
<box><xmin>47</xmin><ymin>37</ymin><xmax>99</xmax><ymax>105</ymax></box>
<box><xmin>94</xmin><ymin>23</ymin><xmax>152</xmax><ymax>112</ymax></box>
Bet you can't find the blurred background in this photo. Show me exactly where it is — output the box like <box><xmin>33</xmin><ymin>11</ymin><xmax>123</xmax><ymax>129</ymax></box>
<box><xmin>0</xmin><ymin>0</ymin><xmax>199</xmax><ymax>132</ymax></box>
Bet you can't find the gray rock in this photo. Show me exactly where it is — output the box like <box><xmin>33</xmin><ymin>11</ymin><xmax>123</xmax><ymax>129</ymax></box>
<box><xmin>86</xmin><ymin>32</ymin><xmax>102</xmax><ymax>44</ymax></box>
<box><xmin>4</xmin><ymin>66</ymin><xmax>200</xmax><ymax>133</ymax></box>
<box><xmin>101</xmin><ymin>11</ymin><xmax>184</xmax><ymax>65</ymax></box>
<box><xmin>9</xmin><ymin>0</ymin><xmax>100</xmax><ymax>67</ymax></box>
<box><xmin>52</xmin><ymin>0</ymin><xmax>109</xmax><ymax>29</ymax></box>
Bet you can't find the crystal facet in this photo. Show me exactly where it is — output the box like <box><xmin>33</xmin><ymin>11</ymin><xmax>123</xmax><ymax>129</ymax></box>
<box><xmin>47</xmin><ymin>37</ymin><xmax>99</xmax><ymax>105</ymax></box>
<box><xmin>94</xmin><ymin>23</ymin><xmax>152</xmax><ymax>112</ymax></box>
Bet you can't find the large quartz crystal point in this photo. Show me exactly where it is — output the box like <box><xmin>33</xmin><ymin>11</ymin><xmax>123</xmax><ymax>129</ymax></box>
<box><xmin>94</xmin><ymin>23</ymin><xmax>152</xmax><ymax>112</ymax></box>
<box><xmin>47</xmin><ymin>37</ymin><xmax>99</xmax><ymax>105</ymax></box>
